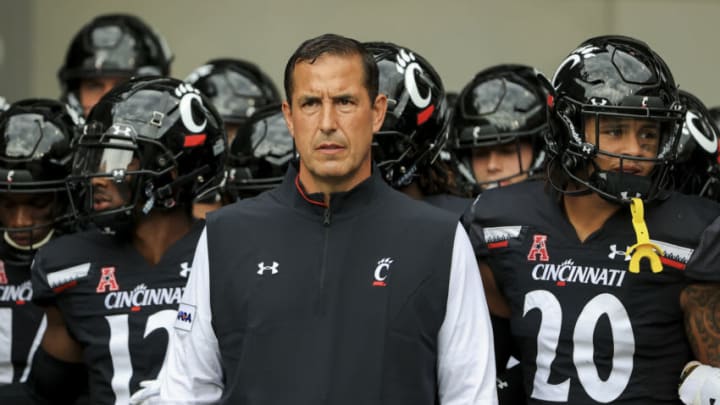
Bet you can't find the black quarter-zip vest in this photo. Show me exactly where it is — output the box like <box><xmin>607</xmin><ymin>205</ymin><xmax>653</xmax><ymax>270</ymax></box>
<box><xmin>206</xmin><ymin>165</ymin><xmax>458</xmax><ymax>405</ymax></box>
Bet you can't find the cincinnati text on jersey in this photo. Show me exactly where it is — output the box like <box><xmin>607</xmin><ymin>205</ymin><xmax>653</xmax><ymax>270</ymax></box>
<box><xmin>0</xmin><ymin>280</ymin><xmax>32</xmax><ymax>303</ymax></box>
<box><xmin>532</xmin><ymin>259</ymin><xmax>628</xmax><ymax>288</ymax></box>
<box><xmin>104</xmin><ymin>283</ymin><xmax>184</xmax><ymax>310</ymax></box>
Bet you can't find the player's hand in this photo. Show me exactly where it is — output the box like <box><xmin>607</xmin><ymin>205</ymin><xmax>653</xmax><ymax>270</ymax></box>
<box><xmin>129</xmin><ymin>379</ymin><xmax>160</xmax><ymax>405</ymax></box>
<box><xmin>679</xmin><ymin>361</ymin><xmax>720</xmax><ymax>405</ymax></box>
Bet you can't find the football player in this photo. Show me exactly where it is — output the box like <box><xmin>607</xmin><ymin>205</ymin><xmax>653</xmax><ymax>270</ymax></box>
<box><xmin>185</xmin><ymin>58</ymin><xmax>281</xmax><ymax>217</ymax></box>
<box><xmin>0</xmin><ymin>99</ymin><xmax>80</xmax><ymax>404</ymax></box>
<box><xmin>185</xmin><ymin>58</ymin><xmax>280</xmax><ymax>145</ymax></box>
<box><xmin>670</xmin><ymin>90</ymin><xmax>720</xmax><ymax>200</ymax></box>
<box><xmin>674</xmin><ymin>92</ymin><xmax>720</xmax><ymax>404</ymax></box>
<box><xmin>28</xmin><ymin>77</ymin><xmax>226</xmax><ymax>404</ymax></box>
<box><xmin>224</xmin><ymin>103</ymin><xmax>294</xmax><ymax>201</ymax></box>
<box><xmin>452</xmin><ymin>64</ymin><xmax>550</xmax><ymax>194</ymax></box>
<box><xmin>466</xmin><ymin>35</ymin><xmax>720</xmax><ymax>403</ymax></box>
<box><xmin>364</xmin><ymin>42</ymin><xmax>471</xmax><ymax>217</ymax></box>
<box><xmin>58</xmin><ymin>13</ymin><xmax>173</xmax><ymax>117</ymax></box>
<box><xmin>455</xmin><ymin>64</ymin><xmax>553</xmax><ymax>404</ymax></box>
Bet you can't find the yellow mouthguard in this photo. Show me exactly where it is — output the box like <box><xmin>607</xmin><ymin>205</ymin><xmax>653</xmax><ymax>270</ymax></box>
<box><xmin>626</xmin><ymin>198</ymin><xmax>664</xmax><ymax>273</ymax></box>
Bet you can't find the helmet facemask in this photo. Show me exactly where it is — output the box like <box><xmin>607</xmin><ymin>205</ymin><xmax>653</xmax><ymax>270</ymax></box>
<box><xmin>70</xmin><ymin>123</ymin><xmax>185</xmax><ymax>235</ymax></box>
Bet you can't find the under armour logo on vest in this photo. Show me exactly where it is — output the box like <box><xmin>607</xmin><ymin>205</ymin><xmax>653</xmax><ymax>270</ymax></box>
<box><xmin>257</xmin><ymin>261</ymin><xmax>279</xmax><ymax>275</ymax></box>
<box><xmin>527</xmin><ymin>234</ymin><xmax>550</xmax><ymax>262</ymax></box>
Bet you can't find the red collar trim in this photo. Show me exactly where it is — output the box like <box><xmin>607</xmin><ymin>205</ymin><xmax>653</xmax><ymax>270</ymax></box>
<box><xmin>294</xmin><ymin>174</ymin><xmax>328</xmax><ymax>208</ymax></box>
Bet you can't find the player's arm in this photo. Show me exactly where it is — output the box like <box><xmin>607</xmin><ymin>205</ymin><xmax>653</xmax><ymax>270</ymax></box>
<box><xmin>26</xmin><ymin>305</ymin><xmax>87</xmax><ymax>405</ymax></box>
<box><xmin>680</xmin><ymin>283</ymin><xmax>720</xmax><ymax>366</ymax></box>
<box><xmin>677</xmin><ymin>283</ymin><xmax>720</xmax><ymax>405</ymax></box>
<box><xmin>437</xmin><ymin>224</ymin><xmax>498</xmax><ymax>405</ymax></box>
<box><xmin>461</xmin><ymin>201</ymin><xmax>511</xmax><ymax>319</ymax></box>
<box><xmin>479</xmin><ymin>260</ymin><xmax>511</xmax><ymax>319</ymax></box>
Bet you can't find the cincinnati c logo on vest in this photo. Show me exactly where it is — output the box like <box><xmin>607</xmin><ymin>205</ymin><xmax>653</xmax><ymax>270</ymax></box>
<box><xmin>372</xmin><ymin>258</ymin><xmax>394</xmax><ymax>287</ymax></box>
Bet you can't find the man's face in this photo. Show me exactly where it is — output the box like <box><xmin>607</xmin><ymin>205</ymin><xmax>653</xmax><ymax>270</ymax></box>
<box><xmin>89</xmin><ymin>153</ymin><xmax>139</xmax><ymax>213</ymax></box>
<box><xmin>78</xmin><ymin>76</ymin><xmax>127</xmax><ymax>117</ymax></box>
<box><xmin>471</xmin><ymin>141</ymin><xmax>534</xmax><ymax>189</ymax></box>
<box><xmin>585</xmin><ymin>116</ymin><xmax>661</xmax><ymax>177</ymax></box>
<box><xmin>282</xmin><ymin>53</ymin><xmax>386</xmax><ymax>191</ymax></box>
<box><xmin>0</xmin><ymin>192</ymin><xmax>56</xmax><ymax>247</ymax></box>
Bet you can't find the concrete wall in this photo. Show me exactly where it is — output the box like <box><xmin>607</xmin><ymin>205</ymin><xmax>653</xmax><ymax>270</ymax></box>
<box><xmin>4</xmin><ymin>0</ymin><xmax>720</xmax><ymax>106</ymax></box>
<box><xmin>0</xmin><ymin>0</ymin><xmax>32</xmax><ymax>102</ymax></box>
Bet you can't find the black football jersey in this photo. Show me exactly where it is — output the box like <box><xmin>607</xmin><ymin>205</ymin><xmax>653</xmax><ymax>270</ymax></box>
<box><xmin>423</xmin><ymin>193</ymin><xmax>474</xmax><ymax>219</ymax></box>
<box><xmin>31</xmin><ymin>222</ymin><xmax>203</xmax><ymax>405</ymax></box>
<box><xmin>466</xmin><ymin>181</ymin><xmax>720</xmax><ymax>404</ymax></box>
<box><xmin>0</xmin><ymin>243</ymin><xmax>45</xmax><ymax>386</ymax></box>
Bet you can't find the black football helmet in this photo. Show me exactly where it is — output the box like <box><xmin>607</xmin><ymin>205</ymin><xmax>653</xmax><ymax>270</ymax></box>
<box><xmin>672</xmin><ymin>90</ymin><xmax>720</xmax><ymax>200</ymax></box>
<box><xmin>452</xmin><ymin>64</ymin><xmax>551</xmax><ymax>191</ymax></box>
<box><xmin>58</xmin><ymin>14</ymin><xmax>173</xmax><ymax>114</ymax></box>
<box><xmin>364</xmin><ymin>42</ymin><xmax>450</xmax><ymax>188</ymax></box>
<box><xmin>71</xmin><ymin>77</ymin><xmax>226</xmax><ymax>233</ymax></box>
<box><xmin>549</xmin><ymin>35</ymin><xmax>684</xmax><ymax>203</ymax></box>
<box><xmin>185</xmin><ymin>58</ymin><xmax>281</xmax><ymax>125</ymax></box>
<box><xmin>225</xmin><ymin>103</ymin><xmax>293</xmax><ymax>201</ymax></box>
<box><xmin>0</xmin><ymin>99</ymin><xmax>81</xmax><ymax>263</ymax></box>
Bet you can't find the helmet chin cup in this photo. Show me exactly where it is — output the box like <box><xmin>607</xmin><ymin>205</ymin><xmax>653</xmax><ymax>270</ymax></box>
<box><xmin>590</xmin><ymin>170</ymin><xmax>652</xmax><ymax>203</ymax></box>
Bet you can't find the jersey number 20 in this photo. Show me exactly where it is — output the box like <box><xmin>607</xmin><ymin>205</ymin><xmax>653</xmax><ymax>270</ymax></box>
<box><xmin>524</xmin><ymin>291</ymin><xmax>634</xmax><ymax>403</ymax></box>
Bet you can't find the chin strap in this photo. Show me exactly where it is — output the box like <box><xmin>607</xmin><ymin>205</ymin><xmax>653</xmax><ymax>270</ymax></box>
<box><xmin>625</xmin><ymin>197</ymin><xmax>664</xmax><ymax>273</ymax></box>
<box><xmin>3</xmin><ymin>229</ymin><xmax>54</xmax><ymax>251</ymax></box>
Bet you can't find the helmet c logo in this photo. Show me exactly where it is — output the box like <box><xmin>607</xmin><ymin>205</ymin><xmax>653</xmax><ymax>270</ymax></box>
<box><xmin>686</xmin><ymin>110</ymin><xmax>718</xmax><ymax>153</ymax></box>
<box><xmin>179</xmin><ymin>92</ymin><xmax>207</xmax><ymax>134</ymax></box>
<box><xmin>404</xmin><ymin>63</ymin><xmax>432</xmax><ymax>109</ymax></box>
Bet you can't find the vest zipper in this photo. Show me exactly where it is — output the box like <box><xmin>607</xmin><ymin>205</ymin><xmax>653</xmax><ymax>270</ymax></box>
<box><xmin>320</xmin><ymin>206</ymin><xmax>331</xmax><ymax>289</ymax></box>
